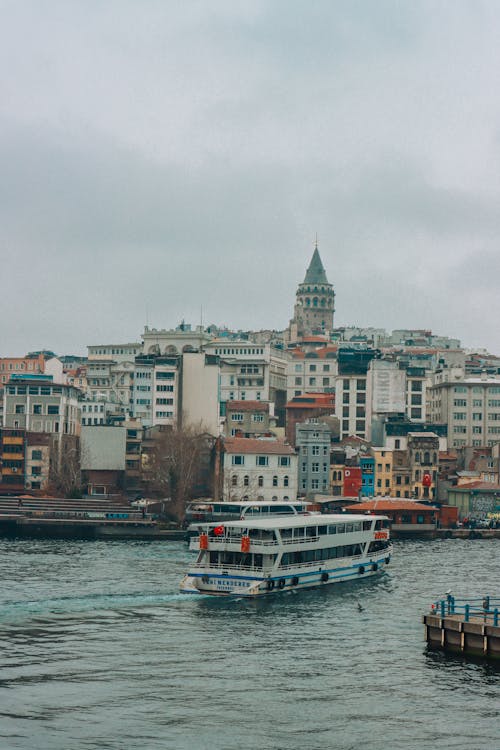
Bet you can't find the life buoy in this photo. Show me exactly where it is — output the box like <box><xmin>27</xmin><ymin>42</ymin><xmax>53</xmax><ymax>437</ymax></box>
<box><xmin>385</xmin><ymin>557</ymin><xmax>390</xmax><ymax>565</ymax></box>
<box><xmin>278</xmin><ymin>578</ymin><xmax>286</xmax><ymax>589</ymax></box>
<box><xmin>372</xmin><ymin>563</ymin><xmax>378</xmax><ymax>572</ymax></box>
<box><xmin>358</xmin><ymin>566</ymin><xmax>365</xmax><ymax>575</ymax></box>
<box><xmin>266</xmin><ymin>579</ymin><xmax>275</xmax><ymax>591</ymax></box>
<box><xmin>321</xmin><ymin>572</ymin><xmax>329</xmax><ymax>583</ymax></box>
<box><xmin>291</xmin><ymin>576</ymin><xmax>299</xmax><ymax>586</ymax></box>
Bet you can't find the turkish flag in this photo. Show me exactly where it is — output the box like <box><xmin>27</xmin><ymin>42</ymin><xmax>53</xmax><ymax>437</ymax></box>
<box><xmin>213</xmin><ymin>525</ymin><xmax>225</xmax><ymax>536</ymax></box>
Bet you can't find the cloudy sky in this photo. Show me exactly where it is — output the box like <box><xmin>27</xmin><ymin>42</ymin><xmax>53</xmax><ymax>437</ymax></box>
<box><xmin>2</xmin><ymin>1</ymin><xmax>500</xmax><ymax>356</ymax></box>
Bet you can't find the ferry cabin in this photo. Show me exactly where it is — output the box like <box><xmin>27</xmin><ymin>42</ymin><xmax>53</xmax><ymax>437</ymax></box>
<box><xmin>182</xmin><ymin>513</ymin><xmax>392</xmax><ymax>596</ymax></box>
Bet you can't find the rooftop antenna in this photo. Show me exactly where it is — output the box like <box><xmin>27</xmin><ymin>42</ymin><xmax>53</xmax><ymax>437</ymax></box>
<box><xmin>315</xmin><ymin>233</ymin><xmax>318</xmax><ymax>250</ymax></box>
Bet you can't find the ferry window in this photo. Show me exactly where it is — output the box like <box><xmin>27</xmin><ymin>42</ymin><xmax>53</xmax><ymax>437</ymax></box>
<box><xmin>304</xmin><ymin>550</ymin><xmax>315</xmax><ymax>562</ymax></box>
<box><xmin>352</xmin><ymin>522</ymin><xmax>361</xmax><ymax>532</ymax></box>
<box><xmin>363</xmin><ymin>520</ymin><xmax>372</xmax><ymax>530</ymax></box>
<box><xmin>281</xmin><ymin>553</ymin><xmax>290</xmax><ymax>566</ymax></box>
<box><xmin>306</xmin><ymin>526</ymin><xmax>317</xmax><ymax>537</ymax></box>
<box><xmin>281</xmin><ymin>528</ymin><xmax>293</xmax><ymax>539</ymax></box>
<box><xmin>337</xmin><ymin>523</ymin><xmax>345</xmax><ymax>534</ymax></box>
<box><xmin>345</xmin><ymin>523</ymin><xmax>353</xmax><ymax>533</ymax></box>
<box><xmin>375</xmin><ymin>520</ymin><xmax>384</xmax><ymax>530</ymax></box>
<box><xmin>253</xmin><ymin>554</ymin><xmax>263</xmax><ymax>569</ymax></box>
<box><xmin>328</xmin><ymin>525</ymin><xmax>337</xmax><ymax>534</ymax></box>
<box><xmin>314</xmin><ymin>549</ymin><xmax>324</xmax><ymax>561</ymax></box>
<box><xmin>293</xmin><ymin>527</ymin><xmax>305</xmax><ymax>539</ymax></box>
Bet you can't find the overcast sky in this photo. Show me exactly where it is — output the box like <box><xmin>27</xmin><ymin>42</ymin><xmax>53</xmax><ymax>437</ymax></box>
<box><xmin>2</xmin><ymin>1</ymin><xmax>500</xmax><ymax>357</ymax></box>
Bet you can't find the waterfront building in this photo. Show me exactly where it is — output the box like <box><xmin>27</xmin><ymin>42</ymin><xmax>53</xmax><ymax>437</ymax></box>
<box><xmin>295</xmin><ymin>421</ymin><xmax>331</xmax><ymax>497</ymax></box>
<box><xmin>220</xmin><ymin>437</ymin><xmax>298</xmax><ymax>503</ymax></box>
<box><xmin>334</xmin><ymin>349</ymin><xmax>377</xmax><ymax>440</ymax></box>
<box><xmin>446</xmin><ymin>482</ymin><xmax>500</xmax><ymax>521</ymax></box>
<box><xmin>80</xmin><ymin>425</ymin><xmax>126</xmax><ymax>498</ymax></box>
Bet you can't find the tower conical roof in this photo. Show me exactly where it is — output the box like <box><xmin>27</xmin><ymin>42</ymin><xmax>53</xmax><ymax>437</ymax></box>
<box><xmin>303</xmin><ymin>246</ymin><xmax>329</xmax><ymax>285</ymax></box>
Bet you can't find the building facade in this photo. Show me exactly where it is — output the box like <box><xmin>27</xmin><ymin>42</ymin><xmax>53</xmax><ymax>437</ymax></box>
<box><xmin>221</xmin><ymin>437</ymin><xmax>298</xmax><ymax>503</ymax></box>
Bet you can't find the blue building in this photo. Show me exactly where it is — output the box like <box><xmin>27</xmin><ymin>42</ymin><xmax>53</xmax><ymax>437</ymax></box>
<box><xmin>360</xmin><ymin>455</ymin><xmax>375</xmax><ymax>497</ymax></box>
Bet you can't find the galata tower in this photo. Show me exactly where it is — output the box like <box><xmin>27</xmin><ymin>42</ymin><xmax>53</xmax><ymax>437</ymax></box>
<box><xmin>290</xmin><ymin>242</ymin><xmax>335</xmax><ymax>341</ymax></box>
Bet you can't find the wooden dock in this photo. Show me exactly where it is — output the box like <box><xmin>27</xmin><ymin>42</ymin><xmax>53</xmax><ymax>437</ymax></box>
<box><xmin>423</xmin><ymin>597</ymin><xmax>500</xmax><ymax>659</ymax></box>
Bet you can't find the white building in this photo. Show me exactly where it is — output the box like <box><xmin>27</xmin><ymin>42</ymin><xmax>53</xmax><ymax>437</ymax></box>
<box><xmin>132</xmin><ymin>355</ymin><xmax>179</xmax><ymax>428</ymax></box>
<box><xmin>181</xmin><ymin>351</ymin><xmax>221</xmax><ymax>435</ymax></box>
<box><xmin>222</xmin><ymin>437</ymin><xmax>298</xmax><ymax>502</ymax></box>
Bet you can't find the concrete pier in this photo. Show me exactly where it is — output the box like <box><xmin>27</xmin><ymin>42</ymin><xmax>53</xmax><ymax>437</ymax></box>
<box><xmin>423</xmin><ymin>597</ymin><xmax>500</xmax><ymax>659</ymax></box>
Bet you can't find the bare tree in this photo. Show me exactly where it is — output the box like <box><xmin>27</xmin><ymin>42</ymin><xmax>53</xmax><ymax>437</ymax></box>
<box><xmin>48</xmin><ymin>435</ymin><xmax>84</xmax><ymax>498</ymax></box>
<box><xmin>145</xmin><ymin>423</ymin><xmax>212</xmax><ymax>521</ymax></box>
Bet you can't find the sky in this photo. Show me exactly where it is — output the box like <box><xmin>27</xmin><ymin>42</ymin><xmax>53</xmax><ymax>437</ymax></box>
<box><xmin>2</xmin><ymin>0</ymin><xmax>500</xmax><ymax>357</ymax></box>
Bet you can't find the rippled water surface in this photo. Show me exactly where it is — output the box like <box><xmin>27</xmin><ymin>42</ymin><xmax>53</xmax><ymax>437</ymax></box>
<box><xmin>0</xmin><ymin>537</ymin><xmax>498</xmax><ymax>750</ymax></box>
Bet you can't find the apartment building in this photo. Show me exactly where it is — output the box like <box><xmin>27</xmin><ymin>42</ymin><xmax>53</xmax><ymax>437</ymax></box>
<box><xmin>132</xmin><ymin>355</ymin><xmax>179</xmax><ymax>428</ymax></box>
<box><xmin>295</xmin><ymin>421</ymin><xmax>331</xmax><ymax>497</ymax></box>
<box><xmin>206</xmin><ymin>341</ymin><xmax>288</xmax><ymax>426</ymax></box>
<box><xmin>428</xmin><ymin>375</ymin><xmax>500</xmax><ymax>449</ymax></box>
<box><xmin>3</xmin><ymin>375</ymin><xmax>81</xmax><ymax>435</ymax></box>
<box><xmin>286</xmin><ymin>348</ymin><xmax>337</xmax><ymax>401</ymax></box>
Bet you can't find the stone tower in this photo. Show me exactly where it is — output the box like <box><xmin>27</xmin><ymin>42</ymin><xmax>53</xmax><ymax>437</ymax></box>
<box><xmin>290</xmin><ymin>243</ymin><xmax>335</xmax><ymax>341</ymax></box>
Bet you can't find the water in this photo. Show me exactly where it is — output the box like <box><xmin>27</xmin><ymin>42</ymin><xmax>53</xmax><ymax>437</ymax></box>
<box><xmin>0</xmin><ymin>537</ymin><xmax>498</xmax><ymax>750</ymax></box>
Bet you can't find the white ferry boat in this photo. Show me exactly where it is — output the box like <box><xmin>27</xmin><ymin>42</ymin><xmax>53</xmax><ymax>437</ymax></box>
<box><xmin>179</xmin><ymin>513</ymin><xmax>392</xmax><ymax>597</ymax></box>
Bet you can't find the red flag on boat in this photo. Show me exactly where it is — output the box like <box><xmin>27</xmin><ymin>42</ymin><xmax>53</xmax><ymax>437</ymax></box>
<box><xmin>213</xmin><ymin>525</ymin><xmax>225</xmax><ymax>536</ymax></box>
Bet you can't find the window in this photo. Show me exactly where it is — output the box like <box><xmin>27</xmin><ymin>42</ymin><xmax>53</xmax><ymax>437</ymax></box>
<box><xmin>33</xmin><ymin>404</ymin><xmax>42</xmax><ymax>414</ymax></box>
<box><xmin>252</xmin><ymin>414</ymin><xmax>264</xmax><ymax>422</ymax></box>
<box><xmin>343</xmin><ymin>393</ymin><xmax>350</xmax><ymax>404</ymax></box>
<box><xmin>231</xmin><ymin>413</ymin><xmax>243</xmax><ymax>422</ymax></box>
<box><xmin>472</xmin><ymin>413</ymin><xmax>482</xmax><ymax>421</ymax></box>
<box><xmin>279</xmin><ymin>456</ymin><xmax>290</xmax><ymax>467</ymax></box>
<box><xmin>15</xmin><ymin>405</ymin><xmax>25</xmax><ymax>414</ymax></box>
<box><xmin>312</xmin><ymin>462</ymin><xmax>319</xmax><ymax>473</ymax></box>
<box><xmin>272</xmin><ymin>475</ymin><xmax>278</xmax><ymax>487</ymax></box>
<box><xmin>323</xmin><ymin>377</ymin><xmax>330</xmax><ymax>386</ymax></box>
<box><xmin>309</xmin><ymin>364</ymin><xmax>316</xmax><ymax>372</ymax></box>
<box><xmin>231</xmin><ymin>475</ymin><xmax>238</xmax><ymax>486</ymax></box>
<box><xmin>258</xmin><ymin>476</ymin><xmax>264</xmax><ymax>487</ymax></box>
<box><xmin>312</xmin><ymin>445</ymin><xmax>319</xmax><ymax>455</ymax></box>
<box><xmin>356</xmin><ymin>379</ymin><xmax>366</xmax><ymax>390</ymax></box>
<box><xmin>256</xmin><ymin>456</ymin><xmax>268</xmax><ymax>466</ymax></box>
<box><xmin>284</xmin><ymin>475</ymin><xmax>289</xmax><ymax>487</ymax></box>
<box><xmin>31</xmin><ymin>450</ymin><xmax>42</xmax><ymax>460</ymax></box>
<box><xmin>309</xmin><ymin>377</ymin><xmax>316</xmax><ymax>386</ymax></box>
<box><xmin>232</xmin><ymin>455</ymin><xmax>244</xmax><ymax>465</ymax></box>
<box><xmin>295</xmin><ymin>377</ymin><xmax>302</xmax><ymax>385</ymax></box>
<box><xmin>48</xmin><ymin>406</ymin><xmax>59</xmax><ymax>415</ymax></box>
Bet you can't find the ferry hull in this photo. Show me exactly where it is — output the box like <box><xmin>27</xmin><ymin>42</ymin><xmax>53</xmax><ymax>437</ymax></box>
<box><xmin>180</xmin><ymin>554</ymin><xmax>391</xmax><ymax>597</ymax></box>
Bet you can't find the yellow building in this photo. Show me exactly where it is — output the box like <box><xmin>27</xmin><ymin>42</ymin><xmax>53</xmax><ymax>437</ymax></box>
<box><xmin>373</xmin><ymin>448</ymin><xmax>394</xmax><ymax>496</ymax></box>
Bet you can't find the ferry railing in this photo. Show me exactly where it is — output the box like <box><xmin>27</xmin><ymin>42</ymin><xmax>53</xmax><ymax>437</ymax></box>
<box><xmin>430</xmin><ymin>595</ymin><xmax>500</xmax><ymax>625</ymax></box>
<box><xmin>278</xmin><ymin>553</ymin><xmax>365</xmax><ymax>572</ymax></box>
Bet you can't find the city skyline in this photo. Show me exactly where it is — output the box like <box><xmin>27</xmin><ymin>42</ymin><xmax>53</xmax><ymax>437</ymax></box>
<box><xmin>2</xmin><ymin>2</ymin><xmax>500</xmax><ymax>356</ymax></box>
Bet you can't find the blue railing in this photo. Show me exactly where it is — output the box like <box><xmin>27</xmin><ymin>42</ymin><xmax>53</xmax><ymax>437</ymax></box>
<box><xmin>431</xmin><ymin>595</ymin><xmax>500</xmax><ymax>625</ymax></box>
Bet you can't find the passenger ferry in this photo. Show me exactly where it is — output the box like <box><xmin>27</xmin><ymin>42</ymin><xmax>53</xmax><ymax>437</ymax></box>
<box><xmin>179</xmin><ymin>513</ymin><xmax>392</xmax><ymax>596</ymax></box>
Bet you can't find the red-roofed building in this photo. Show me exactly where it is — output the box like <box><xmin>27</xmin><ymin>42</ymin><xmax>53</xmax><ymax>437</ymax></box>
<box><xmin>285</xmin><ymin>393</ymin><xmax>336</xmax><ymax>446</ymax></box>
<box><xmin>218</xmin><ymin>437</ymin><xmax>298</xmax><ymax>503</ymax></box>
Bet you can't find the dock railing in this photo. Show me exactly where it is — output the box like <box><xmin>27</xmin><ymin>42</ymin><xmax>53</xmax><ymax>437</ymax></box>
<box><xmin>431</xmin><ymin>595</ymin><xmax>500</xmax><ymax>625</ymax></box>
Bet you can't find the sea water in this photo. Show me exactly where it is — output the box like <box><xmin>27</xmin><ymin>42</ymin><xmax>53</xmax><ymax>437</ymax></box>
<box><xmin>0</xmin><ymin>537</ymin><xmax>498</xmax><ymax>750</ymax></box>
